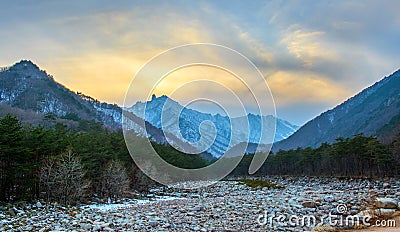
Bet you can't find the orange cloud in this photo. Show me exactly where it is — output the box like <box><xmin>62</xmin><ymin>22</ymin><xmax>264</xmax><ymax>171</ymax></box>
<box><xmin>43</xmin><ymin>53</ymin><xmax>144</xmax><ymax>105</ymax></box>
<box><xmin>280</xmin><ymin>25</ymin><xmax>337</xmax><ymax>67</ymax></box>
<box><xmin>267</xmin><ymin>70</ymin><xmax>351</xmax><ymax>106</ymax></box>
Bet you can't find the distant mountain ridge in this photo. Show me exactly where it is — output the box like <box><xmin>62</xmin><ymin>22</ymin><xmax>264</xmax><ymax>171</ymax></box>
<box><xmin>3</xmin><ymin>60</ymin><xmax>398</xmax><ymax>158</ymax></box>
<box><xmin>0</xmin><ymin>60</ymin><xmax>299</xmax><ymax>158</ymax></box>
<box><xmin>273</xmin><ymin>69</ymin><xmax>400</xmax><ymax>151</ymax></box>
<box><xmin>126</xmin><ymin>94</ymin><xmax>299</xmax><ymax>157</ymax></box>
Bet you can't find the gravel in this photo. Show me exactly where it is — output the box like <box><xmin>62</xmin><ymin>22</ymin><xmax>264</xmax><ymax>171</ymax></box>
<box><xmin>1</xmin><ymin>176</ymin><xmax>399</xmax><ymax>231</ymax></box>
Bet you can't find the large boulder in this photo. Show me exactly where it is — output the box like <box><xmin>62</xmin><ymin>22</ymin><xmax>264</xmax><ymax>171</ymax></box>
<box><xmin>301</xmin><ymin>200</ymin><xmax>317</xmax><ymax>208</ymax></box>
<box><xmin>311</xmin><ymin>224</ymin><xmax>335</xmax><ymax>231</ymax></box>
<box><xmin>357</xmin><ymin>209</ymin><xmax>396</xmax><ymax>217</ymax></box>
<box><xmin>375</xmin><ymin>198</ymin><xmax>398</xmax><ymax>209</ymax></box>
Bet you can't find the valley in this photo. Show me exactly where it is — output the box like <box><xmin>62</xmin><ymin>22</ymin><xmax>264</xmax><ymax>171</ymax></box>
<box><xmin>1</xmin><ymin>177</ymin><xmax>399</xmax><ymax>231</ymax></box>
<box><xmin>0</xmin><ymin>60</ymin><xmax>399</xmax><ymax>231</ymax></box>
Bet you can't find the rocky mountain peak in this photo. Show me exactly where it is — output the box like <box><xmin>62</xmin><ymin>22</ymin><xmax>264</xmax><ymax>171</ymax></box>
<box><xmin>5</xmin><ymin>60</ymin><xmax>52</xmax><ymax>81</ymax></box>
<box><xmin>0</xmin><ymin>60</ymin><xmax>122</xmax><ymax>129</ymax></box>
<box><xmin>127</xmin><ymin>94</ymin><xmax>299</xmax><ymax>157</ymax></box>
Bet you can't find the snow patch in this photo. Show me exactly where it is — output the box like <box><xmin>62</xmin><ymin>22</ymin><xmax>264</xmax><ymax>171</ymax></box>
<box><xmin>328</xmin><ymin>112</ymin><xmax>335</xmax><ymax>124</ymax></box>
<box><xmin>84</xmin><ymin>196</ymin><xmax>186</xmax><ymax>212</ymax></box>
<box><xmin>127</xmin><ymin>95</ymin><xmax>299</xmax><ymax>157</ymax></box>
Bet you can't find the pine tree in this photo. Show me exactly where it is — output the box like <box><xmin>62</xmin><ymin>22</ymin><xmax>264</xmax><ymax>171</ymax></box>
<box><xmin>0</xmin><ymin>114</ymin><xmax>30</xmax><ymax>201</ymax></box>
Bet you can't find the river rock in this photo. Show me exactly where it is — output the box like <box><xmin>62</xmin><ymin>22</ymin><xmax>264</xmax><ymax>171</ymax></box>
<box><xmin>193</xmin><ymin>205</ymin><xmax>202</xmax><ymax>211</ymax></box>
<box><xmin>149</xmin><ymin>220</ymin><xmax>157</xmax><ymax>227</ymax></box>
<box><xmin>375</xmin><ymin>197</ymin><xmax>398</xmax><ymax>209</ymax></box>
<box><xmin>8</xmin><ymin>207</ymin><xmax>16</xmax><ymax>216</ymax></box>
<box><xmin>2</xmin><ymin>177</ymin><xmax>400</xmax><ymax>231</ymax></box>
<box><xmin>36</xmin><ymin>201</ymin><xmax>42</xmax><ymax>208</ymax></box>
<box><xmin>311</xmin><ymin>224</ymin><xmax>336</xmax><ymax>232</ymax></box>
<box><xmin>357</xmin><ymin>208</ymin><xmax>396</xmax><ymax>217</ymax></box>
<box><xmin>301</xmin><ymin>200</ymin><xmax>316</xmax><ymax>208</ymax></box>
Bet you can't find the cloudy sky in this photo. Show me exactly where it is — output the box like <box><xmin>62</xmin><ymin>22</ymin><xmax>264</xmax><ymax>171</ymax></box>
<box><xmin>1</xmin><ymin>0</ymin><xmax>399</xmax><ymax>125</ymax></box>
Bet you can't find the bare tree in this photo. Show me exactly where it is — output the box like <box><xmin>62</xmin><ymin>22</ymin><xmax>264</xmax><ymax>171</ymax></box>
<box><xmin>39</xmin><ymin>157</ymin><xmax>57</xmax><ymax>202</ymax></box>
<box><xmin>40</xmin><ymin>150</ymin><xmax>89</xmax><ymax>205</ymax></box>
<box><xmin>101</xmin><ymin>160</ymin><xmax>130</xmax><ymax>201</ymax></box>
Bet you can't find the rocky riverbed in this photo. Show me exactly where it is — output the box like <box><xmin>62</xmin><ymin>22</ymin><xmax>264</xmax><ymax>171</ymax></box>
<box><xmin>1</xmin><ymin>176</ymin><xmax>399</xmax><ymax>231</ymax></box>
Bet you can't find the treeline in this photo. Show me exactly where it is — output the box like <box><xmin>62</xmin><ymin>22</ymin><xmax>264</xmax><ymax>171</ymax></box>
<box><xmin>230</xmin><ymin>134</ymin><xmax>400</xmax><ymax>177</ymax></box>
<box><xmin>0</xmin><ymin>114</ymin><xmax>207</xmax><ymax>205</ymax></box>
<box><xmin>3</xmin><ymin>111</ymin><xmax>399</xmax><ymax>204</ymax></box>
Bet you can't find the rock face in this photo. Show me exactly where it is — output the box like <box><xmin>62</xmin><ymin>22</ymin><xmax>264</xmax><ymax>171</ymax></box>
<box><xmin>1</xmin><ymin>177</ymin><xmax>399</xmax><ymax>231</ymax></box>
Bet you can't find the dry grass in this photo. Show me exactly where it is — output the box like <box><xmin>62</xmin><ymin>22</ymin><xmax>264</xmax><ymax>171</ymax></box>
<box><xmin>237</xmin><ymin>179</ymin><xmax>284</xmax><ymax>189</ymax></box>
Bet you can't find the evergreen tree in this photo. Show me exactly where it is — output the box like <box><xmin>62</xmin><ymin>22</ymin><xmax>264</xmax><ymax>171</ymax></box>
<box><xmin>0</xmin><ymin>114</ymin><xmax>31</xmax><ymax>201</ymax></box>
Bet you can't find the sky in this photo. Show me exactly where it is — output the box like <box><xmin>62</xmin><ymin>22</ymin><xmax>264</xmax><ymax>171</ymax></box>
<box><xmin>0</xmin><ymin>0</ymin><xmax>399</xmax><ymax>125</ymax></box>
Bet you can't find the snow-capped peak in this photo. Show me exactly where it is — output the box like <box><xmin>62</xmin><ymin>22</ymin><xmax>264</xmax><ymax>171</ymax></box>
<box><xmin>126</xmin><ymin>95</ymin><xmax>299</xmax><ymax>157</ymax></box>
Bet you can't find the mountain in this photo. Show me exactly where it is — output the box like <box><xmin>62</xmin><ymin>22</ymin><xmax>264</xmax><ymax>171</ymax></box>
<box><xmin>126</xmin><ymin>94</ymin><xmax>299</xmax><ymax>157</ymax></box>
<box><xmin>0</xmin><ymin>60</ymin><xmax>298</xmax><ymax>158</ymax></box>
<box><xmin>0</xmin><ymin>60</ymin><xmax>122</xmax><ymax>128</ymax></box>
<box><xmin>273</xmin><ymin>69</ymin><xmax>400</xmax><ymax>152</ymax></box>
